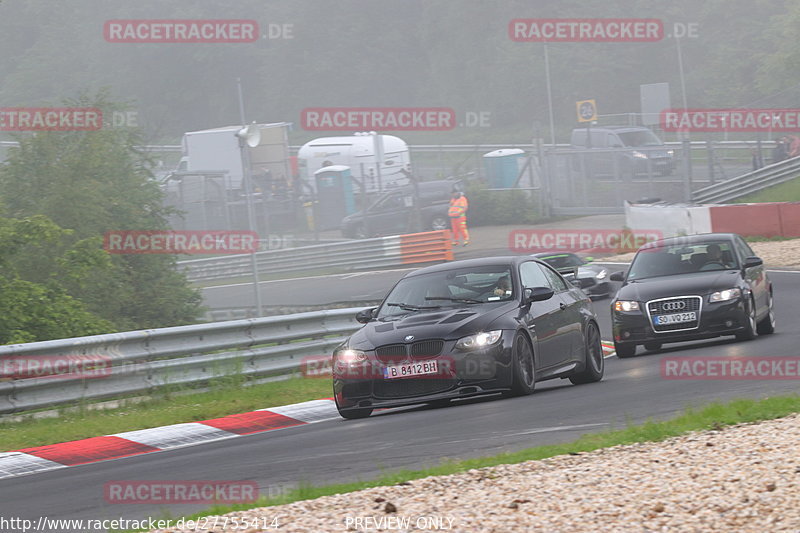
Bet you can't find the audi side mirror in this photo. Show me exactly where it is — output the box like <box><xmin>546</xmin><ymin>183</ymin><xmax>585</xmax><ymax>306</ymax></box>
<box><xmin>609</xmin><ymin>271</ymin><xmax>626</xmax><ymax>282</ymax></box>
<box><xmin>355</xmin><ymin>307</ymin><xmax>376</xmax><ymax>324</ymax></box>
<box><xmin>742</xmin><ymin>256</ymin><xmax>763</xmax><ymax>269</ymax></box>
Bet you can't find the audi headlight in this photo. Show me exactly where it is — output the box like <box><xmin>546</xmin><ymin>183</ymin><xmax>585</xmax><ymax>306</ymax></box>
<box><xmin>667</xmin><ymin>149</ymin><xmax>674</xmax><ymax>156</ymax></box>
<box><xmin>710</xmin><ymin>288</ymin><xmax>741</xmax><ymax>303</ymax></box>
<box><xmin>456</xmin><ymin>330</ymin><xmax>502</xmax><ymax>350</ymax></box>
<box><xmin>334</xmin><ymin>348</ymin><xmax>367</xmax><ymax>364</ymax></box>
<box><xmin>596</xmin><ymin>269</ymin><xmax>607</xmax><ymax>280</ymax></box>
<box><xmin>632</xmin><ymin>151</ymin><xmax>648</xmax><ymax>159</ymax></box>
<box><xmin>614</xmin><ymin>300</ymin><xmax>640</xmax><ymax>312</ymax></box>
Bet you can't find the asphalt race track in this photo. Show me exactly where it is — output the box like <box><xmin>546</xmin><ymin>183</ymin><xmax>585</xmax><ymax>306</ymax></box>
<box><xmin>2</xmin><ymin>268</ymin><xmax>799</xmax><ymax>528</ymax></box>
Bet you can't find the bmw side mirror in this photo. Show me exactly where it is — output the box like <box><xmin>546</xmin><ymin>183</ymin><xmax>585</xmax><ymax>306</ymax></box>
<box><xmin>570</xmin><ymin>279</ymin><xmax>582</xmax><ymax>288</ymax></box>
<box><xmin>743</xmin><ymin>256</ymin><xmax>763</xmax><ymax>269</ymax></box>
<box><xmin>609</xmin><ymin>271</ymin><xmax>626</xmax><ymax>282</ymax></box>
<box><xmin>524</xmin><ymin>286</ymin><xmax>555</xmax><ymax>303</ymax></box>
<box><xmin>355</xmin><ymin>307</ymin><xmax>376</xmax><ymax>324</ymax></box>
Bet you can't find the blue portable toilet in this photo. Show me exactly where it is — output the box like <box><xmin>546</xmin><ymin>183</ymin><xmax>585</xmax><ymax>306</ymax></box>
<box><xmin>483</xmin><ymin>149</ymin><xmax>525</xmax><ymax>188</ymax></box>
<box><xmin>313</xmin><ymin>165</ymin><xmax>356</xmax><ymax>230</ymax></box>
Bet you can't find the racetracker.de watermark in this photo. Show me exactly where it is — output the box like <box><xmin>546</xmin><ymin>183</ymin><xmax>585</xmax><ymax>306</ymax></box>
<box><xmin>103</xmin><ymin>230</ymin><xmax>258</xmax><ymax>254</ymax></box>
<box><xmin>104</xmin><ymin>480</ymin><xmax>259</xmax><ymax>504</ymax></box>
<box><xmin>0</xmin><ymin>354</ymin><xmax>111</xmax><ymax>380</ymax></box>
<box><xmin>509</xmin><ymin>229</ymin><xmax>662</xmax><ymax>254</ymax></box>
<box><xmin>301</xmin><ymin>107</ymin><xmax>456</xmax><ymax>131</ymax></box>
<box><xmin>0</xmin><ymin>107</ymin><xmax>102</xmax><ymax>132</ymax></box>
<box><xmin>662</xmin><ymin>357</ymin><xmax>800</xmax><ymax>380</ymax></box>
<box><xmin>302</xmin><ymin>354</ymin><xmax>495</xmax><ymax>380</ymax></box>
<box><xmin>509</xmin><ymin>18</ymin><xmax>663</xmax><ymax>42</ymax></box>
<box><xmin>104</xmin><ymin>19</ymin><xmax>258</xmax><ymax>43</ymax></box>
<box><xmin>661</xmin><ymin>108</ymin><xmax>800</xmax><ymax>132</ymax></box>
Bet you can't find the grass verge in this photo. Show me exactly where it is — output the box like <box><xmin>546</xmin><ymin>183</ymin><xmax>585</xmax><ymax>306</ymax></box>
<box><xmin>0</xmin><ymin>376</ymin><xmax>333</xmax><ymax>451</ymax></box>
<box><xmin>735</xmin><ymin>175</ymin><xmax>800</xmax><ymax>203</ymax></box>
<box><xmin>121</xmin><ymin>393</ymin><xmax>800</xmax><ymax>532</ymax></box>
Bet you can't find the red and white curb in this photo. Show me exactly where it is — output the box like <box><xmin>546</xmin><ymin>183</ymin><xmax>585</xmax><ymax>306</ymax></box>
<box><xmin>1</xmin><ymin>342</ymin><xmax>620</xmax><ymax>480</ymax></box>
<box><xmin>0</xmin><ymin>399</ymin><xmax>340</xmax><ymax>480</ymax></box>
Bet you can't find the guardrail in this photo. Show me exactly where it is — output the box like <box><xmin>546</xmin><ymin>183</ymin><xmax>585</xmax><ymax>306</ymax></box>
<box><xmin>692</xmin><ymin>155</ymin><xmax>800</xmax><ymax>203</ymax></box>
<box><xmin>0</xmin><ymin>308</ymin><xmax>366</xmax><ymax>414</ymax></box>
<box><xmin>178</xmin><ymin>230</ymin><xmax>453</xmax><ymax>283</ymax></box>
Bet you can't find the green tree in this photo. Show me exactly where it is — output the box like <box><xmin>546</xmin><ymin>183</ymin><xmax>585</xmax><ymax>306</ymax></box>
<box><xmin>0</xmin><ymin>91</ymin><xmax>203</xmax><ymax>332</ymax></box>
<box><xmin>0</xmin><ymin>216</ymin><xmax>113</xmax><ymax>343</ymax></box>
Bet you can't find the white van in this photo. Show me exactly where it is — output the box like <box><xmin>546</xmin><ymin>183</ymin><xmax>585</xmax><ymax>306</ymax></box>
<box><xmin>297</xmin><ymin>134</ymin><xmax>411</xmax><ymax>193</ymax></box>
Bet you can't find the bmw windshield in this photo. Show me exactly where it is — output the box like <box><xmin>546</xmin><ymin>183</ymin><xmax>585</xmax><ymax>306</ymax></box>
<box><xmin>627</xmin><ymin>241</ymin><xmax>739</xmax><ymax>281</ymax></box>
<box><xmin>377</xmin><ymin>265</ymin><xmax>514</xmax><ymax>319</ymax></box>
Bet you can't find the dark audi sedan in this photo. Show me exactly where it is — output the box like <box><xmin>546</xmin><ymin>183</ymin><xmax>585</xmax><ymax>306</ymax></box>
<box><xmin>333</xmin><ymin>256</ymin><xmax>604</xmax><ymax>419</ymax></box>
<box><xmin>610</xmin><ymin>233</ymin><xmax>775</xmax><ymax>358</ymax></box>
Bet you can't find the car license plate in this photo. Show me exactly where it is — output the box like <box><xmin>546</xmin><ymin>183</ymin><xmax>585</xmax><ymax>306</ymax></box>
<box><xmin>383</xmin><ymin>360</ymin><xmax>438</xmax><ymax>380</ymax></box>
<box><xmin>653</xmin><ymin>312</ymin><xmax>697</xmax><ymax>325</ymax></box>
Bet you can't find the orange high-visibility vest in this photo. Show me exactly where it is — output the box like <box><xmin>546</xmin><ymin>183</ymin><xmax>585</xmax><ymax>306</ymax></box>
<box><xmin>448</xmin><ymin>196</ymin><xmax>468</xmax><ymax>218</ymax></box>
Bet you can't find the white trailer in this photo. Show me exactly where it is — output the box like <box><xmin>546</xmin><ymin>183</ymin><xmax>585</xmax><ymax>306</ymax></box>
<box><xmin>297</xmin><ymin>134</ymin><xmax>410</xmax><ymax>193</ymax></box>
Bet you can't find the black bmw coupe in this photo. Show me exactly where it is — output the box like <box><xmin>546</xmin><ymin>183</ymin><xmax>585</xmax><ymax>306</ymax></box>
<box><xmin>333</xmin><ymin>256</ymin><xmax>604</xmax><ymax>419</ymax></box>
<box><xmin>610</xmin><ymin>233</ymin><xmax>775</xmax><ymax>358</ymax></box>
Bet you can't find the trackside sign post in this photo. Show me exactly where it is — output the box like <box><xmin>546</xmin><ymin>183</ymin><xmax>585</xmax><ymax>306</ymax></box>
<box><xmin>577</xmin><ymin>100</ymin><xmax>597</xmax><ymax>123</ymax></box>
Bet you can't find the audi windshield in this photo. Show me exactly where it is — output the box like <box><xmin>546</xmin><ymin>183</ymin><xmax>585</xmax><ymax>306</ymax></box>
<box><xmin>627</xmin><ymin>241</ymin><xmax>739</xmax><ymax>280</ymax></box>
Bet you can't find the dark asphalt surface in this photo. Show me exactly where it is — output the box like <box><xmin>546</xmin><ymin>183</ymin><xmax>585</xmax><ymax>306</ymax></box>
<box><xmin>2</xmin><ymin>269</ymin><xmax>799</xmax><ymax>530</ymax></box>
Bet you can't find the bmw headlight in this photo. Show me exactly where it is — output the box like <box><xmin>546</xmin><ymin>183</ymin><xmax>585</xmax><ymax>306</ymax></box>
<box><xmin>667</xmin><ymin>149</ymin><xmax>674</xmax><ymax>156</ymax></box>
<box><xmin>455</xmin><ymin>330</ymin><xmax>502</xmax><ymax>350</ymax></box>
<box><xmin>595</xmin><ymin>269</ymin><xmax>607</xmax><ymax>280</ymax></box>
<box><xmin>614</xmin><ymin>300</ymin><xmax>640</xmax><ymax>312</ymax></box>
<box><xmin>632</xmin><ymin>151</ymin><xmax>648</xmax><ymax>159</ymax></box>
<box><xmin>710</xmin><ymin>288</ymin><xmax>741</xmax><ymax>302</ymax></box>
<box><xmin>334</xmin><ymin>348</ymin><xmax>367</xmax><ymax>364</ymax></box>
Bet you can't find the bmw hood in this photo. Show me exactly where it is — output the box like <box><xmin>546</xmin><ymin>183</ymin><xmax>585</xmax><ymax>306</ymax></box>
<box><xmin>617</xmin><ymin>270</ymin><xmax>741</xmax><ymax>302</ymax></box>
<box><xmin>347</xmin><ymin>304</ymin><xmax>515</xmax><ymax>349</ymax></box>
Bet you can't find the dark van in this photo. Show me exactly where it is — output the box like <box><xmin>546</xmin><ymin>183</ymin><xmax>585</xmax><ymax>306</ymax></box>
<box><xmin>341</xmin><ymin>180</ymin><xmax>460</xmax><ymax>238</ymax></box>
<box><xmin>570</xmin><ymin>125</ymin><xmax>675</xmax><ymax>177</ymax></box>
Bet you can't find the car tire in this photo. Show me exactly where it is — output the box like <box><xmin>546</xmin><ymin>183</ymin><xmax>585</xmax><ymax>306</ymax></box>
<box><xmin>569</xmin><ymin>321</ymin><xmax>604</xmax><ymax>385</ymax></box>
<box><xmin>510</xmin><ymin>332</ymin><xmax>536</xmax><ymax>396</ymax></box>
<box><xmin>756</xmin><ymin>291</ymin><xmax>776</xmax><ymax>335</ymax></box>
<box><xmin>430</xmin><ymin>216</ymin><xmax>449</xmax><ymax>231</ymax></box>
<box><xmin>334</xmin><ymin>394</ymin><xmax>373</xmax><ymax>419</ymax></box>
<box><xmin>614</xmin><ymin>341</ymin><xmax>637</xmax><ymax>358</ymax></box>
<box><xmin>643</xmin><ymin>342</ymin><xmax>662</xmax><ymax>352</ymax></box>
<box><xmin>735</xmin><ymin>296</ymin><xmax>758</xmax><ymax>341</ymax></box>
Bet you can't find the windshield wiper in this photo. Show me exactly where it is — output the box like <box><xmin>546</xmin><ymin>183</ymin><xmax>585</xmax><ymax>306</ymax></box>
<box><xmin>424</xmin><ymin>296</ymin><xmax>482</xmax><ymax>304</ymax></box>
<box><xmin>386</xmin><ymin>302</ymin><xmax>441</xmax><ymax>311</ymax></box>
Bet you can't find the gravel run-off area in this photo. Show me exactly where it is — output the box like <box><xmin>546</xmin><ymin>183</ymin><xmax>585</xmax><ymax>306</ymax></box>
<box><xmin>153</xmin><ymin>414</ymin><xmax>800</xmax><ymax>532</ymax></box>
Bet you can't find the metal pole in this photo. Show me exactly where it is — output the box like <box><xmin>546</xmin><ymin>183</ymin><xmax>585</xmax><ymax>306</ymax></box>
<box><xmin>544</xmin><ymin>43</ymin><xmax>556</xmax><ymax>147</ymax></box>
<box><xmin>676</xmin><ymin>36</ymin><xmax>689</xmax><ymax>111</ymax></box>
<box><xmin>236</xmin><ymin>78</ymin><xmax>264</xmax><ymax>317</ymax></box>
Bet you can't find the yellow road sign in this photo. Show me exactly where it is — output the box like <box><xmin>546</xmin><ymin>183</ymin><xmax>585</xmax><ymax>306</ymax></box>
<box><xmin>576</xmin><ymin>99</ymin><xmax>597</xmax><ymax>123</ymax></box>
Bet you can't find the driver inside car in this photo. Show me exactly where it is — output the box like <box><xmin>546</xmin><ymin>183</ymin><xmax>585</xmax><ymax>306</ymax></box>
<box><xmin>704</xmin><ymin>243</ymin><xmax>734</xmax><ymax>269</ymax></box>
<box><xmin>491</xmin><ymin>276</ymin><xmax>512</xmax><ymax>298</ymax></box>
